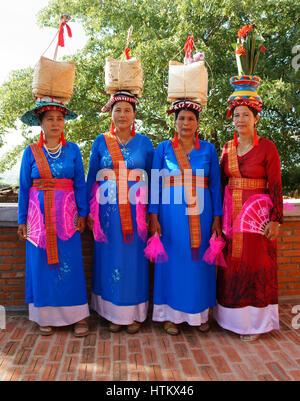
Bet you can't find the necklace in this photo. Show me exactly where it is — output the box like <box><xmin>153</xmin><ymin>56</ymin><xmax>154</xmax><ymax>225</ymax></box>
<box><xmin>116</xmin><ymin>134</ymin><xmax>131</xmax><ymax>147</ymax></box>
<box><xmin>237</xmin><ymin>140</ymin><xmax>253</xmax><ymax>156</ymax></box>
<box><xmin>44</xmin><ymin>143</ymin><xmax>62</xmax><ymax>159</ymax></box>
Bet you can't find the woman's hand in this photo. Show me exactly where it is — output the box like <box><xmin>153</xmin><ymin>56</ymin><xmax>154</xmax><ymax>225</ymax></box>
<box><xmin>76</xmin><ymin>216</ymin><xmax>86</xmax><ymax>234</ymax></box>
<box><xmin>211</xmin><ymin>216</ymin><xmax>222</xmax><ymax>237</ymax></box>
<box><xmin>148</xmin><ymin>213</ymin><xmax>162</xmax><ymax>237</ymax></box>
<box><xmin>17</xmin><ymin>224</ymin><xmax>27</xmax><ymax>241</ymax></box>
<box><xmin>87</xmin><ymin>214</ymin><xmax>94</xmax><ymax>231</ymax></box>
<box><xmin>264</xmin><ymin>221</ymin><xmax>280</xmax><ymax>241</ymax></box>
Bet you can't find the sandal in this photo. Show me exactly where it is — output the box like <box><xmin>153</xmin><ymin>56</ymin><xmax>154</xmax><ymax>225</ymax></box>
<box><xmin>196</xmin><ymin>322</ymin><xmax>210</xmax><ymax>333</ymax></box>
<box><xmin>126</xmin><ymin>321</ymin><xmax>141</xmax><ymax>334</ymax></box>
<box><xmin>73</xmin><ymin>320</ymin><xmax>89</xmax><ymax>337</ymax></box>
<box><xmin>39</xmin><ymin>326</ymin><xmax>54</xmax><ymax>336</ymax></box>
<box><xmin>108</xmin><ymin>322</ymin><xmax>123</xmax><ymax>333</ymax></box>
<box><xmin>163</xmin><ymin>321</ymin><xmax>179</xmax><ymax>336</ymax></box>
<box><xmin>240</xmin><ymin>334</ymin><xmax>260</xmax><ymax>342</ymax></box>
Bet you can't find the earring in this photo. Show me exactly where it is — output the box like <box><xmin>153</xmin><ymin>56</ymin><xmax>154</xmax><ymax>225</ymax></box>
<box><xmin>110</xmin><ymin>120</ymin><xmax>116</xmax><ymax>135</ymax></box>
<box><xmin>172</xmin><ymin>130</ymin><xmax>179</xmax><ymax>148</ymax></box>
<box><xmin>195</xmin><ymin>131</ymin><xmax>200</xmax><ymax>150</ymax></box>
<box><xmin>38</xmin><ymin>130</ymin><xmax>44</xmax><ymax>147</ymax></box>
<box><xmin>252</xmin><ymin>125</ymin><xmax>259</xmax><ymax>146</ymax></box>
<box><xmin>131</xmin><ymin>120</ymin><xmax>136</xmax><ymax>136</ymax></box>
<box><xmin>233</xmin><ymin>130</ymin><xmax>238</xmax><ymax>146</ymax></box>
<box><xmin>60</xmin><ymin>131</ymin><xmax>67</xmax><ymax>145</ymax></box>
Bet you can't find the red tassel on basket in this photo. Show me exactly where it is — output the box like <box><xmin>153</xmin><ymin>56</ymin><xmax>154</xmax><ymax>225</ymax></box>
<box><xmin>173</xmin><ymin>130</ymin><xmax>179</xmax><ymax>148</ymax></box>
<box><xmin>38</xmin><ymin>131</ymin><xmax>44</xmax><ymax>147</ymax></box>
<box><xmin>252</xmin><ymin>126</ymin><xmax>259</xmax><ymax>146</ymax></box>
<box><xmin>195</xmin><ymin>131</ymin><xmax>200</xmax><ymax>150</ymax></box>
<box><xmin>131</xmin><ymin>120</ymin><xmax>136</xmax><ymax>136</ymax></box>
<box><xmin>233</xmin><ymin>130</ymin><xmax>238</xmax><ymax>146</ymax></box>
<box><xmin>58</xmin><ymin>19</ymin><xmax>72</xmax><ymax>48</ymax></box>
<box><xmin>60</xmin><ymin>131</ymin><xmax>67</xmax><ymax>145</ymax></box>
<box><xmin>124</xmin><ymin>48</ymin><xmax>131</xmax><ymax>60</ymax></box>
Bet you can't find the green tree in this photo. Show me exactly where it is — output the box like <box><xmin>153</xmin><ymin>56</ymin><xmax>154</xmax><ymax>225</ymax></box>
<box><xmin>0</xmin><ymin>0</ymin><xmax>299</xmax><ymax>174</ymax></box>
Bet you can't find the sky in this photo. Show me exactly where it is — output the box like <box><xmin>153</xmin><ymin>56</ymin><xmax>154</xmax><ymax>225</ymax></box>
<box><xmin>0</xmin><ymin>0</ymin><xmax>87</xmax><ymax>184</ymax></box>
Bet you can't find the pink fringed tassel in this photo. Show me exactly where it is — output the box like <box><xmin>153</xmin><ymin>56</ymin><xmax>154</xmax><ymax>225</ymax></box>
<box><xmin>144</xmin><ymin>233</ymin><xmax>168</xmax><ymax>263</ymax></box>
<box><xmin>203</xmin><ymin>234</ymin><xmax>227</xmax><ymax>267</ymax></box>
<box><xmin>89</xmin><ymin>182</ymin><xmax>108</xmax><ymax>243</ymax></box>
<box><xmin>136</xmin><ymin>186</ymin><xmax>148</xmax><ymax>242</ymax></box>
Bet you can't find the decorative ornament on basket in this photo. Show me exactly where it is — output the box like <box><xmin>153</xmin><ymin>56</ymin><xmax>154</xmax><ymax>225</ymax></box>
<box><xmin>32</xmin><ymin>15</ymin><xmax>75</xmax><ymax>104</ymax></box>
<box><xmin>168</xmin><ymin>35</ymin><xmax>208</xmax><ymax>104</ymax></box>
<box><xmin>21</xmin><ymin>15</ymin><xmax>78</xmax><ymax>133</ymax></box>
<box><xmin>104</xmin><ymin>26</ymin><xmax>143</xmax><ymax>98</ymax></box>
<box><xmin>227</xmin><ymin>24</ymin><xmax>267</xmax><ymax>147</ymax></box>
<box><xmin>233</xmin><ymin>194</ymin><xmax>273</xmax><ymax>235</ymax></box>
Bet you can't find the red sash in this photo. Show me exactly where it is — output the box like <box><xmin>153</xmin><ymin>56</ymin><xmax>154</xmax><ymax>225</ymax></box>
<box><xmin>103</xmin><ymin>132</ymin><xmax>134</xmax><ymax>243</ymax></box>
<box><xmin>171</xmin><ymin>140</ymin><xmax>205</xmax><ymax>260</ymax></box>
<box><xmin>30</xmin><ymin>143</ymin><xmax>73</xmax><ymax>265</ymax></box>
<box><xmin>227</xmin><ymin>140</ymin><xmax>267</xmax><ymax>261</ymax></box>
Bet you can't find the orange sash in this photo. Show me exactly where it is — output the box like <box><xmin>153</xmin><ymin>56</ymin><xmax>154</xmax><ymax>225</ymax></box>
<box><xmin>171</xmin><ymin>140</ymin><xmax>204</xmax><ymax>260</ymax></box>
<box><xmin>103</xmin><ymin>132</ymin><xmax>134</xmax><ymax>243</ymax></box>
<box><xmin>227</xmin><ymin>140</ymin><xmax>267</xmax><ymax>261</ymax></box>
<box><xmin>30</xmin><ymin>143</ymin><xmax>61</xmax><ymax>265</ymax></box>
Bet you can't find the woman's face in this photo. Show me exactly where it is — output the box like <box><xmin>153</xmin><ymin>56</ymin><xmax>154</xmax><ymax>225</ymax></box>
<box><xmin>233</xmin><ymin>105</ymin><xmax>259</xmax><ymax>136</ymax></box>
<box><xmin>111</xmin><ymin>101</ymin><xmax>135</xmax><ymax>132</ymax></box>
<box><xmin>175</xmin><ymin>109</ymin><xmax>199</xmax><ymax>139</ymax></box>
<box><xmin>39</xmin><ymin>110</ymin><xmax>65</xmax><ymax>141</ymax></box>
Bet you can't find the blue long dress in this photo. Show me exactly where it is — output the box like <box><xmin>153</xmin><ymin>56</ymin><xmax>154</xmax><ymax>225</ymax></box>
<box><xmin>87</xmin><ymin>133</ymin><xmax>154</xmax><ymax>325</ymax></box>
<box><xmin>18</xmin><ymin>142</ymin><xmax>89</xmax><ymax>326</ymax></box>
<box><xmin>149</xmin><ymin>140</ymin><xmax>222</xmax><ymax>325</ymax></box>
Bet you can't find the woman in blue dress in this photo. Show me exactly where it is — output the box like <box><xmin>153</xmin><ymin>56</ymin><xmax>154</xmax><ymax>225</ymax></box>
<box><xmin>17</xmin><ymin>98</ymin><xmax>89</xmax><ymax>337</ymax></box>
<box><xmin>149</xmin><ymin>100</ymin><xmax>222</xmax><ymax>335</ymax></box>
<box><xmin>87</xmin><ymin>91</ymin><xmax>154</xmax><ymax>334</ymax></box>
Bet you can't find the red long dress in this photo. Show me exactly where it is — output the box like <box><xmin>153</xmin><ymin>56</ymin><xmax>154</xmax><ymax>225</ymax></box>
<box><xmin>215</xmin><ymin>137</ymin><xmax>283</xmax><ymax>333</ymax></box>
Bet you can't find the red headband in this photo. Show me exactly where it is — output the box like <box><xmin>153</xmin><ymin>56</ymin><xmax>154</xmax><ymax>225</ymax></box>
<box><xmin>167</xmin><ymin>100</ymin><xmax>202</xmax><ymax>115</ymax></box>
<box><xmin>35</xmin><ymin>105</ymin><xmax>68</xmax><ymax>115</ymax></box>
<box><xmin>227</xmin><ymin>100</ymin><xmax>262</xmax><ymax>119</ymax></box>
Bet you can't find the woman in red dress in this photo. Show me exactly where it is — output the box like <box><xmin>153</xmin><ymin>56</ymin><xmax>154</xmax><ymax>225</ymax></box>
<box><xmin>214</xmin><ymin>100</ymin><xmax>283</xmax><ymax>341</ymax></box>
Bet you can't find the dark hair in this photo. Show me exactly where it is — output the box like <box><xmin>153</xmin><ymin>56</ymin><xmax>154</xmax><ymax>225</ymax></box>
<box><xmin>38</xmin><ymin>110</ymin><xmax>65</xmax><ymax>123</ymax></box>
<box><xmin>175</xmin><ymin>108</ymin><xmax>199</xmax><ymax>121</ymax></box>
<box><xmin>232</xmin><ymin>105</ymin><xmax>258</xmax><ymax>118</ymax></box>
<box><xmin>111</xmin><ymin>100</ymin><xmax>136</xmax><ymax>112</ymax></box>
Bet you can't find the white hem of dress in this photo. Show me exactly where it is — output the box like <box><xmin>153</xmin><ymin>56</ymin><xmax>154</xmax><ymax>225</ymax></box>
<box><xmin>213</xmin><ymin>302</ymin><xmax>280</xmax><ymax>335</ymax></box>
<box><xmin>28</xmin><ymin>303</ymin><xmax>90</xmax><ymax>327</ymax></box>
<box><xmin>152</xmin><ymin>304</ymin><xmax>209</xmax><ymax>326</ymax></box>
<box><xmin>91</xmin><ymin>293</ymin><xmax>148</xmax><ymax>325</ymax></box>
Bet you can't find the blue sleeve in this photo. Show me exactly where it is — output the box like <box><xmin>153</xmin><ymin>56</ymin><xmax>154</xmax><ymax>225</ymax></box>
<box><xmin>209</xmin><ymin>144</ymin><xmax>223</xmax><ymax>217</ymax></box>
<box><xmin>148</xmin><ymin>142</ymin><xmax>164</xmax><ymax>215</ymax></box>
<box><xmin>18</xmin><ymin>146</ymin><xmax>33</xmax><ymax>224</ymax></box>
<box><xmin>73</xmin><ymin>144</ymin><xmax>88</xmax><ymax>218</ymax></box>
<box><xmin>86</xmin><ymin>136</ymin><xmax>101</xmax><ymax>214</ymax></box>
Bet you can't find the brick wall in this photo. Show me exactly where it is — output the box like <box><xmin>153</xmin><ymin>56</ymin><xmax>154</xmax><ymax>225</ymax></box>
<box><xmin>0</xmin><ymin>203</ymin><xmax>299</xmax><ymax>308</ymax></box>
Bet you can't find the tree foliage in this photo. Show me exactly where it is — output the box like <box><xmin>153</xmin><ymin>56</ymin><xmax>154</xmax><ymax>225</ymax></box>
<box><xmin>0</xmin><ymin>0</ymin><xmax>299</xmax><ymax>174</ymax></box>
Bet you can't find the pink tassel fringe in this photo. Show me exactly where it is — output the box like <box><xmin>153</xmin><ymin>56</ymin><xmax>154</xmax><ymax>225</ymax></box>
<box><xmin>144</xmin><ymin>233</ymin><xmax>168</xmax><ymax>263</ymax></box>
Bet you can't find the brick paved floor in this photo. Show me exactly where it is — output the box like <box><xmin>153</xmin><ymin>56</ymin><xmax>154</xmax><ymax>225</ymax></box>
<box><xmin>0</xmin><ymin>304</ymin><xmax>299</xmax><ymax>381</ymax></box>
